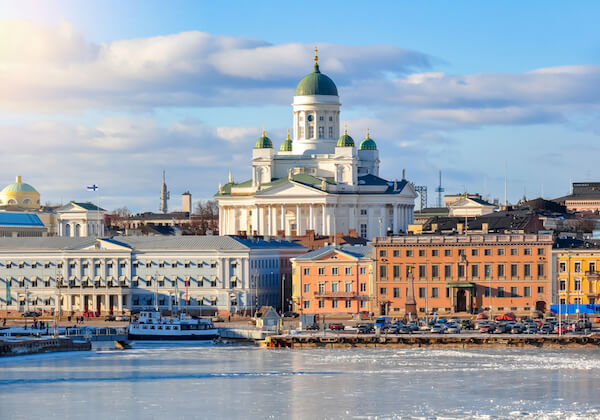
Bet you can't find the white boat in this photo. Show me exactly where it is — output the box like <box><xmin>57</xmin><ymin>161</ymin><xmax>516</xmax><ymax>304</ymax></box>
<box><xmin>127</xmin><ymin>310</ymin><xmax>219</xmax><ymax>341</ymax></box>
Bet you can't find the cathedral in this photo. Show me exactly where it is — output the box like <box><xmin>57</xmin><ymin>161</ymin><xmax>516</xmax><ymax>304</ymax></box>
<box><xmin>215</xmin><ymin>50</ymin><xmax>417</xmax><ymax>239</ymax></box>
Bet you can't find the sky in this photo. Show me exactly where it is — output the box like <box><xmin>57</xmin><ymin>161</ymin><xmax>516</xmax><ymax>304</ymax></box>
<box><xmin>1</xmin><ymin>0</ymin><xmax>600</xmax><ymax>212</ymax></box>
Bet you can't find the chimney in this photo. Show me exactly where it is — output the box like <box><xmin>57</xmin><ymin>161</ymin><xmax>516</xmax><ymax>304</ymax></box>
<box><xmin>457</xmin><ymin>223</ymin><xmax>463</xmax><ymax>234</ymax></box>
<box><xmin>182</xmin><ymin>191</ymin><xmax>192</xmax><ymax>213</ymax></box>
<box><xmin>482</xmin><ymin>223</ymin><xmax>489</xmax><ymax>234</ymax></box>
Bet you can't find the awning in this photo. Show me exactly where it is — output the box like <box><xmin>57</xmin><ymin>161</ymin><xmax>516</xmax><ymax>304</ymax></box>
<box><xmin>184</xmin><ymin>260</ymin><xmax>191</xmax><ymax>265</ymax></box>
<box><xmin>69</xmin><ymin>275</ymin><xmax>76</xmax><ymax>281</ymax></box>
<box><xmin>210</xmin><ymin>275</ymin><xmax>217</xmax><ymax>281</ymax></box>
<box><xmin>445</xmin><ymin>283</ymin><xmax>475</xmax><ymax>288</ymax></box>
<box><xmin>231</xmin><ymin>275</ymin><xmax>237</xmax><ymax>281</ymax></box>
<box><xmin>211</xmin><ymin>260</ymin><xmax>217</xmax><ymax>265</ymax></box>
<box><xmin>185</xmin><ymin>275</ymin><xmax>191</xmax><ymax>281</ymax></box>
<box><xmin>31</xmin><ymin>260</ymin><xmax>37</xmax><ymax>265</ymax></box>
<box><xmin>146</xmin><ymin>275</ymin><xmax>153</xmax><ymax>281</ymax></box>
<box><xmin>44</xmin><ymin>261</ymin><xmax>51</xmax><ymax>265</ymax></box>
<box><xmin>44</xmin><ymin>276</ymin><xmax>51</xmax><ymax>281</ymax></box>
<box><xmin>210</xmin><ymin>296</ymin><xmax>217</xmax><ymax>301</ymax></box>
<box><xmin>119</xmin><ymin>275</ymin><xmax>126</xmax><ymax>281</ymax></box>
<box><xmin>198</xmin><ymin>260</ymin><xmax>204</xmax><ymax>266</ymax></box>
<box><xmin>158</xmin><ymin>275</ymin><xmax>165</xmax><ymax>281</ymax></box>
<box><xmin>82</xmin><ymin>276</ymin><xmax>89</xmax><ymax>281</ymax></box>
<box><xmin>171</xmin><ymin>260</ymin><xmax>178</xmax><ymax>265</ymax></box>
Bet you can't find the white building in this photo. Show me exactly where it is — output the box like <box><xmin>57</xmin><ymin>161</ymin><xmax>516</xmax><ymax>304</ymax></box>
<box><xmin>57</xmin><ymin>201</ymin><xmax>106</xmax><ymax>237</ymax></box>
<box><xmin>216</xmin><ymin>51</ymin><xmax>417</xmax><ymax>240</ymax></box>
<box><xmin>0</xmin><ymin>236</ymin><xmax>305</xmax><ymax>316</ymax></box>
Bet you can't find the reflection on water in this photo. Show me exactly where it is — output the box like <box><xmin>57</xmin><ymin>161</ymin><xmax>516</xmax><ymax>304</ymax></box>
<box><xmin>1</xmin><ymin>343</ymin><xmax>600</xmax><ymax>419</ymax></box>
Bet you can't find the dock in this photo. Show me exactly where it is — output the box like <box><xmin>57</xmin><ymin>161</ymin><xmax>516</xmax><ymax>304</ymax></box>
<box><xmin>263</xmin><ymin>333</ymin><xmax>600</xmax><ymax>349</ymax></box>
<box><xmin>0</xmin><ymin>337</ymin><xmax>91</xmax><ymax>357</ymax></box>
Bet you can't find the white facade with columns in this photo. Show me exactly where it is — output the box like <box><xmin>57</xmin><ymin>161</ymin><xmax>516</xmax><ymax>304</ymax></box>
<box><xmin>57</xmin><ymin>201</ymin><xmax>106</xmax><ymax>238</ymax></box>
<box><xmin>216</xmin><ymin>53</ymin><xmax>417</xmax><ymax>240</ymax></box>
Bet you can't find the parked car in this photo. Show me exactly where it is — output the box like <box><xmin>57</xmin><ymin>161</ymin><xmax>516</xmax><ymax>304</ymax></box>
<box><xmin>21</xmin><ymin>311</ymin><xmax>41</xmax><ymax>318</ymax></box>
<box><xmin>406</xmin><ymin>322</ymin><xmax>419</xmax><ymax>332</ymax></box>
<box><xmin>431</xmin><ymin>324</ymin><xmax>447</xmax><ymax>334</ymax></box>
<box><xmin>446</xmin><ymin>323</ymin><xmax>461</xmax><ymax>334</ymax></box>
<box><xmin>382</xmin><ymin>324</ymin><xmax>398</xmax><ymax>334</ymax></box>
<box><xmin>510</xmin><ymin>323</ymin><xmax>525</xmax><ymax>334</ymax></box>
<box><xmin>328</xmin><ymin>323</ymin><xmax>345</xmax><ymax>331</ymax></box>
<box><xmin>358</xmin><ymin>311</ymin><xmax>371</xmax><ymax>320</ymax></box>
<box><xmin>283</xmin><ymin>311</ymin><xmax>299</xmax><ymax>318</ymax></box>
<box><xmin>104</xmin><ymin>314</ymin><xmax>116</xmax><ymax>322</ymax></box>
<box><xmin>540</xmin><ymin>324</ymin><xmax>553</xmax><ymax>334</ymax></box>
<box><xmin>461</xmin><ymin>319</ymin><xmax>474</xmax><ymax>330</ymax></box>
<box><xmin>374</xmin><ymin>316</ymin><xmax>391</xmax><ymax>328</ymax></box>
<box><xmin>479</xmin><ymin>323</ymin><xmax>496</xmax><ymax>333</ymax></box>
<box><xmin>356</xmin><ymin>323</ymin><xmax>374</xmax><ymax>334</ymax></box>
<box><xmin>524</xmin><ymin>324</ymin><xmax>538</xmax><ymax>334</ymax></box>
<box><xmin>304</xmin><ymin>323</ymin><xmax>319</xmax><ymax>331</ymax></box>
<box><xmin>114</xmin><ymin>314</ymin><xmax>130</xmax><ymax>322</ymax></box>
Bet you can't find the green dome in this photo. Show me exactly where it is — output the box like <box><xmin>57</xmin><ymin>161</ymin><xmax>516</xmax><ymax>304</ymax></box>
<box><xmin>359</xmin><ymin>130</ymin><xmax>377</xmax><ymax>150</ymax></box>
<box><xmin>1</xmin><ymin>178</ymin><xmax>38</xmax><ymax>193</ymax></box>
<box><xmin>295</xmin><ymin>64</ymin><xmax>338</xmax><ymax>96</ymax></box>
<box><xmin>337</xmin><ymin>134</ymin><xmax>355</xmax><ymax>148</ymax></box>
<box><xmin>254</xmin><ymin>129</ymin><xmax>273</xmax><ymax>149</ymax></box>
<box><xmin>280</xmin><ymin>131</ymin><xmax>293</xmax><ymax>151</ymax></box>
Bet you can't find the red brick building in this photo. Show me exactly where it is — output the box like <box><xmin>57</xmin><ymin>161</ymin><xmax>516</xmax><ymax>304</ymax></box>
<box><xmin>373</xmin><ymin>234</ymin><xmax>553</xmax><ymax>318</ymax></box>
<box><xmin>291</xmin><ymin>245</ymin><xmax>374</xmax><ymax>315</ymax></box>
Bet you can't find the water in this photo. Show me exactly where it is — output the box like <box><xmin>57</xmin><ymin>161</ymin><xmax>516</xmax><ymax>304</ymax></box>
<box><xmin>1</xmin><ymin>344</ymin><xmax>600</xmax><ymax>419</ymax></box>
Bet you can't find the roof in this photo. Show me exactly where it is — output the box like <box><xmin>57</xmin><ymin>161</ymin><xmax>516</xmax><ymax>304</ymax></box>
<box><xmin>294</xmin><ymin>244</ymin><xmax>373</xmax><ymax>261</ymax></box>
<box><xmin>0</xmin><ymin>177</ymin><xmax>38</xmax><ymax>194</ymax></box>
<box><xmin>421</xmin><ymin>211</ymin><xmax>540</xmax><ymax>233</ymax></box>
<box><xmin>337</xmin><ymin>133</ymin><xmax>355</xmax><ymax>148</ymax></box>
<box><xmin>0</xmin><ymin>235</ymin><xmax>306</xmax><ymax>251</ymax></box>
<box><xmin>0</xmin><ymin>212</ymin><xmax>44</xmax><ymax>227</ymax></box>
<box><xmin>295</xmin><ymin>64</ymin><xmax>338</xmax><ymax>96</ymax></box>
<box><xmin>60</xmin><ymin>202</ymin><xmax>106</xmax><ymax>212</ymax></box>
<box><xmin>254</xmin><ymin>134</ymin><xmax>273</xmax><ymax>149</ymax></box>
<box><xmin>359</xmin><ymin>137</ymin><xmax>377</xmax><ymax>151</ymax></box>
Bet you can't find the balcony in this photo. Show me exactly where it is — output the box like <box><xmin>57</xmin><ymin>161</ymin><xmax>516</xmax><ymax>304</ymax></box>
<box><xmin>314</xmin><ymin>291</ymin><xmax>358</xmax><ymax>298</ymax></box>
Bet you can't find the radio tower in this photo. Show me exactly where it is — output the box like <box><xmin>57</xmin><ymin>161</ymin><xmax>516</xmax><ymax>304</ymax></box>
<box><xmin>160</xmin><ymin>170</ymin><xmax>170</xmax><ymax>214</ymax></box>
<box><xmin>435</xmin><ymin>171</ymin><xmax>445</xmax><ymax>207</ymax></box>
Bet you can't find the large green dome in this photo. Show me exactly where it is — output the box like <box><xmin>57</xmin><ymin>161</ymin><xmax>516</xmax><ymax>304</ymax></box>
<box><xmin>359</xmin><ymin>130</ymin><xmax>377</xmax><ymax>150</ymax></box>
<box><xmin>254</xmin><ymin>129</ymin><xmax>273</xmax><ymax>149</ymax></box>
<box><xmin>295</xmin><ymin>63</ymin><xmax>338</xmax><ymax>96</ymax></box>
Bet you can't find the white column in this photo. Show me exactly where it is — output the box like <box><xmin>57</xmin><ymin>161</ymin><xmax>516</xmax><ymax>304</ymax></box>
<box><xmin>309</xmin><ymin>205</ymin><xmax>314</xmax><ymax>231</ymax></box>
<box><xmin>252</xmin><ymin>206</ymin><xmax>258</xmax><ymax>235</ymax></box>
<box><xmin>257</xmin><ymin>205</ymin><xmax>263</xmax><ymax>235</ymax></box>
<box><xmin>280</xmin><ymin>205</ymin><xmax>285</xmax><ymax>236</ymax></box>
<box><xmin>118</xmin><ymin>294</ymin><xmax>123</xmax><ymax>312</ymax></box>
<box><xmin>322</xmin><ymin>204</ymin><xmax>326</xmax><ymax>235</ymax></box>
<box><xmin>267</xmin><ymin>205</ymin><xmax>272</xmax><ymax>236</ymax></box>
<box><xmin>296</xmin><ymin>204</ymin><xmax>302</xmax><ymax>235</ymax></box>
<box><xmin>348</xmin><ymin>205</ymin><xmax>354</xmax><ymax>232</ymax></box>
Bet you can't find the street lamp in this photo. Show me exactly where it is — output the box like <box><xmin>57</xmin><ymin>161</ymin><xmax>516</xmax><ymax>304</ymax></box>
<box><xmin>281</xmin><ymin>274</ymin><xmax>286</xmax><ymax>314</ymax></box>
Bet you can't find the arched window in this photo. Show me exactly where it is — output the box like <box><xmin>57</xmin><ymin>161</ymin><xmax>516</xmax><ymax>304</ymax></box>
<box><xmin>75</xmin><ymin>224</ymin><xmax>81</xmax><ymax>237</ymax></box>
<box><xmin>22</xmin><ymin>198</ymin><xmax>32</xmax><ymax>205</ymax></box>
<box><xmin>7</xmin><ymin>199</ymin><xmax>17</xmax><ymax>204</ymax></box>
<box><xmin>64</xmin><ymin>224</ymin><xmax>71</xmax><ymax>237</ymax></box>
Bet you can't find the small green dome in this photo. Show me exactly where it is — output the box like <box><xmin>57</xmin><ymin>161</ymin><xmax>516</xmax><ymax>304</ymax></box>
<box><xmin>254</xmin><ymin>129</ymin><xmax>273</xmax><ymax>149</ymax></box>
<box><xmin>295</xmin><ymin>63</ymin><xmax>338</xmax><ymax>96</ymax></box>
<box><xmin>359</xmin><ymin>129</ymin><xmax>377</xmax><ymax>150</ymax></box>
<box><xmin>337</xmin><ymin>134</ymin><xmax>355</xmax><ymax>148</ymax></box>
<box><xmin>280</xmin><ymin>130</ymin><xmax>293</xmax><ymax>151</ymax></box>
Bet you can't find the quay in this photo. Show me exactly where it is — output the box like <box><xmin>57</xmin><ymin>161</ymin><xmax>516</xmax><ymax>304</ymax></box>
<box><xmin>263</xmin><ymin>333</ymin><xmax>600</xmax><ymax>349</ymax></box>
<box><xmin>0</xmin><ymin>337</ymin><xmax>91</xmax><ymax>357</ymax></box>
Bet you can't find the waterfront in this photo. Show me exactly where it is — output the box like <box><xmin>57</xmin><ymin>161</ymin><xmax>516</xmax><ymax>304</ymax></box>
<box><xmin>1</xmin><ymin>344</ymin><xmax>600</xmax><ymax>419</ymax></box>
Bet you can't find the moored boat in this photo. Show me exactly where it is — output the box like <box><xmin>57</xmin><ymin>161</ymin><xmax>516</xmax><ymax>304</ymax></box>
<box><xmin>127</xmin><ymin>310</ymin><xmax>219</xmax><ymax>341</ymax></box>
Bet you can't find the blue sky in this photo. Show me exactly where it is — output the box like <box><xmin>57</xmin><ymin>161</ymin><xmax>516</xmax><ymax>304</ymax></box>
<box><xmin>1</xmin><ymin>1</ymin><xmax>600</xmax><ymax>211</ymax></box>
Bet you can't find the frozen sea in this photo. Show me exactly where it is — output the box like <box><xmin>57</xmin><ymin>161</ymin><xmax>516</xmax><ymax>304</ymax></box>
<box><xmin>1</xmin><ymin>343</ymin><xmax>600</xmax><ymax>419</ymax></box>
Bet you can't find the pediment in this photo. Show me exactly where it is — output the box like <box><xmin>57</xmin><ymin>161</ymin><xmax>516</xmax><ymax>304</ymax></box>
<box><xmin>316</xmin><ymin>249</ymin><xmax>359</xmax><ymax>262</ymax></box>
<box><xmin>79</xmin><ymin>239</ymin><xmax>131</xmax><ymax>251</ymax></box>
<box><xmin>257</xmin><ymin>181</ymin><xmax>327</xmax><ymax>197</ymax></box>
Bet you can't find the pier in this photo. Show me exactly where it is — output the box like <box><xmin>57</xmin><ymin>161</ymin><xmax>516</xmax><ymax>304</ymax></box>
<box><xmin>0</xmin><ymin>337</ymin><xmax>91</xmax><ymax>357</ymax></box>
<box><xmin>263</xmin><ymin>333</ymin><xmax>600</xmax><ymax>349</ymax></box>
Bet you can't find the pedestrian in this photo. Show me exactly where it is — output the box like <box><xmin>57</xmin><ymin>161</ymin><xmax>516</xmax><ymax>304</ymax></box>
<box><xmin>2</xmin><ymin>318</ymin><xmax>6</xmax><ymax>326</ymax></box>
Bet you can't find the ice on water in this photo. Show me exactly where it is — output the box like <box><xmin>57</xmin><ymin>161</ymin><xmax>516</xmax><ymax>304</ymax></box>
<box><xmin>1</xmin><ymin>344</ymin><xmax>600</xmax><ymax>419</ymax></box>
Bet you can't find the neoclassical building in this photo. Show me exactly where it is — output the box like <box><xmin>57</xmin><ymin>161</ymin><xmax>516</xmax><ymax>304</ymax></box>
<box><xmin>216</xmin><ymin>51</ymin><xmax>417</xmax><ymax>239</ymax></box>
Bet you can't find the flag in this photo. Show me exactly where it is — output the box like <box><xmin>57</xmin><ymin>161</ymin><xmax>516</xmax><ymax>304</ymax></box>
<box><xmin>5</xmin><ymin>279</ymin><xmax>10</xmax><ymax>305</ymax></box>
<box><xmin>87</xmin><ymin>185</ymin><xmax>99</xmax><ymax>192</ymax></box>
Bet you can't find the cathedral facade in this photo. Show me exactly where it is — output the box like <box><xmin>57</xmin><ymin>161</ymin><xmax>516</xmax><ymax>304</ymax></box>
<box><xmin>215</xmin><ymin>51</ymin><xmax>417</xmax><ymax>239</ymax></box>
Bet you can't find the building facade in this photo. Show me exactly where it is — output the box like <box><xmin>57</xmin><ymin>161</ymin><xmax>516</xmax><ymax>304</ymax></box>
<box><xmin>215</xmin><ymin>51</ymin><xmax>417</xmax><ymax>239</ymax></box>
<box><xmin>554</xmin><ymin>248</ymin><xmax>600</xmax><ymax>306</ymax></box>
<box><xmin>372</xmin><ymin>234</ymin><xmax>554</xmax><ymax>318</ymax></box>
<box><xmin>0</xmin><ymin>236</ymin><xmax>305</xmax><ymax>317</ymax></box>
<box><xmin>291</xmin><ymin>245</ymin><xmax>374</xmax><ymax>315</ymax></box>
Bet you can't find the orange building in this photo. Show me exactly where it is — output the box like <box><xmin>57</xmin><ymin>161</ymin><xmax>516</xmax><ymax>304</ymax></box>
<box><xmin>291</xmin><ymin>245</ymin><xmax>374</xmax><ymax>315</ymax></box>
<box><xmin>373</xmin><ymin>234</ymin><xmax>553</xmax><ymax>318</ymax></box>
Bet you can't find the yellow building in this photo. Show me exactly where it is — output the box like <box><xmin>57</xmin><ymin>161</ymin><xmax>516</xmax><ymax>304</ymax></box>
<box><xmin>554</xmin><ymin>249</ymin><xmax>600</xmax><ymax>305</ymax></box>
<box><xmin>0</xmin><ymin>176</ymin><xmax>41</xmax><ymax>210</ymax></box>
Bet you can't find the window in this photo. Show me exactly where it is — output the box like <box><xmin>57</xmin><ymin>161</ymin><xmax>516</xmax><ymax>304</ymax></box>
<box><xmin>458</xmin><ymin>249</ymin><xmax>465</xmax><ymax>256</ymax></box>
<box><xmin>524</xmin><ymin>286</ymin><xmax>531</xmax><ymax>297</ymax></box>
<box><xmin>57</xmin><ymin>263</ymin><xmax>62</xmax><ymax>268</ymax></box>
<box><xmin>304</xmin><ymin>284</ymin><xmax>310</xmax><ymax>293</ymax></box>
<box><xmin>510</xmin><ymin>248</ymin><xmax>518</xmax><ymax>256</ymax></box>
<box><xmin>121</xmin><ymin>262</ymin><xmax>127</xmax><ymax>268</ymax></box>
<box><xmin>524</xmin><ymin>248</ymin><xmax>532</xmax><ymax>256</ymax></box>
<box><xmin>393</xmin><ymin>287</ymin><xmax>400</xmax><ymax>298</ymax></box>
<box><xmin>574</xmin><ymin>278</ymin><xmax>581</xmax><ymax>291</ymax></box>
<box><xmin>159</xmin><ymin>262</ymin><xmax>164</xmax><ymax>268</ymax></box>
<box><xmin>431</xmin><ymin>265</ymin><xmax>439</xmax><ymax>278</ymax></box>
<box><xmin>445</xmin><ymin>249</ymin><xmax>452</xmax><ymax>257</ymax></box>
<box><xmin>484</xmin><ymin>287</ymin><xmax>490</xmax><ymax>297</ymax></box>
<box><xmin>319</xmin><ymin>115</ymin><xmax>324</xmax><ymax>121</ymax></box>
<box><xmin>308</xmin><ymin>126</ymin><xmax>314</xmax><ymax>138</ymax></box>
<box><xmin>419</xmin><ymin>265</ymin><xmax>426</xmax><ymax>279</ymax></box>
<box><xmin>360</xmin><ymin>283</ymin><xmax>366</xmax><ymax>292</ymax></box>
<box><xmin>210</xmin><ymin>262</ymin><xmax>217</xmax><ymax>268</ymax></box>
<box><xmin>559</xmin><ymin>279</ymin><xmax>567</xmax><ymax>291</ymax></box>
<box><xmin>185</xmin><ymin>262</ymin><xmax>191</xmax><ymax>268</ymax></box>
<box><xmin>497</xmin><ymin>248</ymin><xmax>505</xmax><ymax>256</ymax></box>
<box><xmin>458</xmin><ymin>264</ymin><xmax>465</xmax><ymax>278</ymax></box>
<box><xmin>537</xmin><ymin>286</ymin><xmax>544</xmax><ymax>294</ymax></box>
<box><xmin>318</xmin><ymin>267</ymin><xmax>325</xmax><ymax>275</ymax></box>
<box><xmin>510</xmin><ymin>286</ymin><xmax>518</xmax><ymax>297</ymax></box>
<box><xmin>345</xmin><ymin>282</ymin><xmax>352</xmax><ymax>293</ymax></box>
<box><xmin>360</xmin><ymin>224</ymin><xmax>367</xmax><ymax>238</ymax></box>
<box><xmin>471</xmin><ymin>249</ymin><xmax>479</xmax><ymax>256</ymax></box>
<box><xmin>444</xmin><ymin>265</ymin><xmax>452</xmax><ymax>279</ymax></box>
<box><xmin>431</xmin><ymin>249</ymin><xmax>439</xmax><ymax>257</ymax></box>
<box><xmin>69</xmin><ymin>262</ymin><xmax>75</xmax><ymax>269</ymax></box>
<box><xmin>328</xmin><ymin>127</ymin><xmax>333</xmax><ymax>138</ymax></box>
<box><xmin>498</xmin><ymin>287</ymin><xmax>505</xmax><ymax>297</ymax></box>
<box><xmin>574</xmin><ymin>262</ymin><xmax>582</xmax><ymax>273</ymax></box>
<box><xmin>418</xmin><ymin>250</ymin><xmax>425</xmax><ymax>257</ymax></box>
<box><xmin>360</xmin><ymin>300</ymin><xmax>366</xmax><ymax>308</ymax></box>
<box><xmin>471</xmin><ymin>264</ymin><xmax>478</xmax><ymax>278</ymax></box>
<box><xmin>484</xmin><ymin>249</ymin><xmax>491</xmax><ymax>256</ymax></box>
<box><xmin>329</xmin><ymin>116</ymin><xmax>333</xmax><ymax>121</ymax></box>
<box><xmin>379</xmin><ymin>250</ymin><xmax>387</xmax><ymax>257</ymax></box>
<box><xmin>318</xmin><ymin>126</ymin><xmax>324</xmax><ymax>138</ymax></box>
<box><xmin>537</xmin><ymin>263</ymin><xmax>545</xmax><ymax>278</ymax></box>
<box><xmin>511</xmin><ymin>264</ymin><xmax>518</xmax><ymax>279</ymax></box>
<box><xmin>393</xmin><ymin>265</ymin><xmax>400</xmax><ymax>279</ymax></box>
<box><xmin>332</xmin><ymin>267</ymin><xmax>339</xmax><ymax>275</ymax></box>
<box><xmin>524</xmin><ymin>264</ymin><xmax>531</xmax><ymax>278</ymax></box>
<box><xmin>318</xmin><ymin>283</ymin><xmax>325</xmax><ymax>294</ymax></box>
<box><xmin>537</xmin><ymin>248</ymin><xmax>545</xmax><ymax>256</ymax></box>
<box><xmin>446</xmin><ymin>288</ymin><xmax>450</xmax><ymax>298</ymax></box>
<box><xmin>318</xmin><ymin>299</ymin><xmax>325</xmax><ymax>308</ymax></box>
<box><xmin>406</xmin><ymin>250</ymin><xmax>413</xmax><ymax>257</ymax></box>
<box><xmin>379</xmin><ymin>265</ymin><xmax>387</xmax><ymax>279</ymax></box>
<box><xmin>303</xmin><ymin>300</ymin><xmax>310</xmax><ymax>309</ymax></box>
<box><xmin>332</xmin><ymin>298</ymin><xmax>338</xmax><ymax>308</ymax></box>
<box><xmin>303</xmin><ymin>267</ymin><xmax>310</xmax><ymax>275</ymax></box>
<box><xmin>418</xmin><ymin>287</ymin><xmax>425</xmax><ymax>298</ymax></box>
<box><xmin>484</xmin><ymin>264</ymin><xmax>492</xmax><ymax>279</ymax></box>
<box><xmin>345</xmin><ymin>299</ymin><xmax>351</xmax><ymax>308</ymax></box>
<box><xmin>44</xmin><ymin>262</ymin><xmax>50</xmax><ymax>268</ymax></box>
<box><xmin>590</xmin><ymin>262</ymin><xmax>597</xmax><ymax>272</ymax></box>
<box><xmin>345</xmin><ymin>267</ymin><xmax>351</xmax><ymax>275</ymax></box>
<box><xmin>497</xmin><ymin>264</ymin><xmax>505</xmax><ymax>278</ymax></box>
<box><xmin>146</xmin><ymin>261</ymin><xmax>152</xmax><ymax>268</ymax></box>
<box><xmin>360</xmin><ymin>267</ymin><xmax>366</xmax><ymax>275</ymax></box>
<box><xmin>432</xmin><ymin>287</ymin><xmax>439</xmax><ymax>298</ymax></box>
<box><xmin>393</xmin><ymin>250</ymin><xmax>400</xmax><ymax>257</ymax></box>
<box><xmin>360</xmin><ymin>209</ymin><xmax>367</xmax><ymax>215</ymax></box>
<box><xmin>380</xmin><ymin>287</ymin><xmax>387</xmax><ymax>295</ymax></box>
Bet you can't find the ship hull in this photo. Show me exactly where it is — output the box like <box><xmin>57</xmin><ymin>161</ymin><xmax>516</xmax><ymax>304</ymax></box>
<box><xmin>128</xmin><ymin>331</ymin><xmax>219</xmax><ymax>341</ymax></box>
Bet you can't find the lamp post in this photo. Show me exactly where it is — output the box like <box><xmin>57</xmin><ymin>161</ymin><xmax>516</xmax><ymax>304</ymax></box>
<box><xmin>281</xmin><ymin>274</ymin><xmax>286</xmax><ymax>314</ymax></box>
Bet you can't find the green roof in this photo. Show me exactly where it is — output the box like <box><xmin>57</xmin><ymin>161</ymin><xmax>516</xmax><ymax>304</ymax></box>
<box><xmin>1</xmin><ymin>182</ymin><xmax>38</xmax><ymax>194</ymax></box>
<box><xmin>254</xmin><ymin>135</ymin><xmax>273</xmax><ymax>149</ymax></box>
<box><xmin>359</xmin><ymin>137</ymin><xmax>377</xmax><ymax>151</ymax></box>
<box><xmin>280</xmin><ymin>131</ymin><xmax>293</xmax><ymax>151</ymax></box>
<box><xmin>337</xmin><ymin>134</ymin><xmax>355</xmax><ymax>148</ymax></box>
<box><xmin>295</xmin><ymin>64</ymin><xmax>338</xmax><ymax>96</ymax></box>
